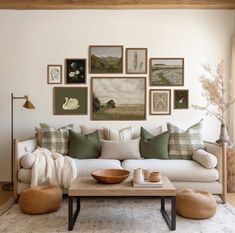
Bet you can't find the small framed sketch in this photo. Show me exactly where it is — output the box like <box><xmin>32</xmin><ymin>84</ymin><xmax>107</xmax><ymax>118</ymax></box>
<box><xmin>91</xmin><ymin>77</ymin><xmax>146</xmax><ymax>120</ymax></box>
<box><xmin>126</xmin><ymin>48</ymin><xmax>147</xmax><ymax>74</ymax></box>
<box><xmin>65</xmin><ymin>59</ymin><xmax>86</xmax><ymax>84</ymax></box>
<box><xmin>149</xmin><ymin>89</ymin><xmax>171</xmax><ymax>115</ymax></box>
<box><xmin>47</xmin><ymin>65</ymin><xmax>62</xmax><ymax>84</ymax></box>
<box><xmin>89</xmin><ymin>45</ymin><xmax>123</xmax><ymax>73</ymax></box>
<box><xmin>53</xmin><ymin>87</ymin><xmax>87</xmax><ymax>115</ymax></box>
<box><xmin>174</xmin><ymin>89</ymin><xmax>189</xmax><ymax>109</ymax></box>
<box><xmin>150</xmin><ymin>58</ymin><xmax>184</xmax><ymax>86</ymax></box>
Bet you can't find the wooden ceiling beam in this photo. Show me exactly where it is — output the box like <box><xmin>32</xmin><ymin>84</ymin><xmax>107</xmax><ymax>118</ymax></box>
<box><xmin>0</xmin><ymin>0</ymin><xmax>235</xmax><ymax>10</ymax></box>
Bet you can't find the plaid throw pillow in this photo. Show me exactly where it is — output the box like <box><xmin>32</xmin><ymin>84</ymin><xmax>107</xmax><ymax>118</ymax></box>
<box><xmin>167</xmin><ymin>120</ymin><xmax>204</xmax><ymax>160</ymax></box>
<box><xmin>41</xmin><ymin>124</ymin><xmax>73</xmax><ymax>155</ymax></box>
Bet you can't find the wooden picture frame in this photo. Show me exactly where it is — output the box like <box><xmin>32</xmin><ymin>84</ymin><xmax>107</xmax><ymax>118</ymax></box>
<box><xmin>47</xmin><ymin>65</ymin><xmax>62</xmax><ymax>84</ymax></box>
<box><xmin>89</xmin><ymin>45</ymin><xmax>123</xmax><ymax>74</ymax></box>
<box><xmin>149</xmin><ymin>58</ymin><xmax>184</xmax><ymax>86</ymax></box>
<box><xmin>91</xmin><ymin>77</ymin><xmax>146</xmax><ymax>120</ymax></box>
<box><xmin>126</xmin><ymin>48</ymin><xmax>147</xmax><ymax>74</ymax></box>
<box><xmin>53</xmin><ymin>87</ymin><xmax>87</xmax><ymax>115</ymax></box>
<box><xmin>149</xmin><ymin>89</ymin><xmax>171</xmax><ymax>115</ymax></box>
<box><xmin>174</xmin><ymin>89</ymin><xmax>189</xmax><ymax>109</ymax></box>
<box><xmin>65</xmin><ymin>58</ymin><xmax>86</xmax><ymax>84</ymax></box>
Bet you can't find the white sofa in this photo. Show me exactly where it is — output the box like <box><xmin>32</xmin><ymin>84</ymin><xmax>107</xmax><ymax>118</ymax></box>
<box><xmin>13</xmin><ymin>138</ymin><xmax>227</xmax><ymax>203</ymax></box>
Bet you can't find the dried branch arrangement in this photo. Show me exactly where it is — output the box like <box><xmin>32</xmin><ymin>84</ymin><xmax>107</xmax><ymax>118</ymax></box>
<box><xmin>192</xmin><ymin>59</ymin><xmax>235</xmax><ymax>124</ymax></box>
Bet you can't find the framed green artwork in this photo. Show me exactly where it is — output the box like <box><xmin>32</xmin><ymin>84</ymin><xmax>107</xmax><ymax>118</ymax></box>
<box><xmin>53</xmin><ymin>87</ymin><xmax>87</xmax><ymax>115</ymax></box>
<box><xmin>174</xmin><ymin>89</ymin><xmax>189</xmax><ymax>109</ymax></box>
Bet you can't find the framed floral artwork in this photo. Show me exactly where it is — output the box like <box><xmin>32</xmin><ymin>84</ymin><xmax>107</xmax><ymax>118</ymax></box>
<box><xmin>65</xmin><ymin>59</ymin><xmax>86</xmax><ymax>84</ymax></box>
<box><xmin>126</xmin><ymin>48</ymin><xmax>147</xmax><ymax>74</ymax></box>
<box><xmin>47</xmin><ymin>65</ymin><xmax>62</xmax><ymax>84</ymax></box>
<box><xmin>149</xmin><ymin>89</ymin><xmax>171</xmax><ymax>115</ymax></box>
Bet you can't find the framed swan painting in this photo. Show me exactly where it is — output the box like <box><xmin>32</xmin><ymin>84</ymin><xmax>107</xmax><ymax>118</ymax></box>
<box><xmin>53</xmin><ymin>87</ymin><xmax>87</xmax><ymax>115</ymax></box>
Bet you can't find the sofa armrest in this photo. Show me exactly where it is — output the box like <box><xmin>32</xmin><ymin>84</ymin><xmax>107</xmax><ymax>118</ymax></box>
<box><xmin>13</xmin><ymin>138</ymin><xmax>38</xmax><ymax>201</ymax></box>
<box><xmin>204</xmin><ymin>141</ymin><xmax>227</xmax><ymax>202</ymax></box>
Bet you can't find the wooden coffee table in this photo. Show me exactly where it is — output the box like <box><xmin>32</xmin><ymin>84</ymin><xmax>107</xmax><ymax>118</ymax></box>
<box><xmin>68</xmin><ymin>176</ymin><xmax>176</xmax><ymax>231</ymax></box>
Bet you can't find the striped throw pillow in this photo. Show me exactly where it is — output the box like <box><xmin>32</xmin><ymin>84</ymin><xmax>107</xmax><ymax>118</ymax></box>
<box><xmin>103</xmin><ymin>127</ymin><xmax>138</xmax><ymax>141</ymax></box>
<box><xmin>167</xmin><ymin>120</ymin><xmax>204</xmax><ymax>160</ymax></box>
<box><xmin>41</xmin><ymin>124</ymin><xmax>73</xmax><ymax>155</ymax></box>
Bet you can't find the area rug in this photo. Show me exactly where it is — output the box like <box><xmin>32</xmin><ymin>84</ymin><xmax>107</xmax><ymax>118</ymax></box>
<box><xmin>0</xmin><ymin>197</ymin><xmax>235</xmax><ymax>233</ymax></box>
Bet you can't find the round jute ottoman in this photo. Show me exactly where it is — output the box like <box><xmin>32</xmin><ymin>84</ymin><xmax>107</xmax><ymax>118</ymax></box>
<box><xmin>19</xmin><ymin>185</ymin><xmax>62</xmax><ymax>215</ymax></box>
<box><xmin>176</xmin><ymin>189</ymin><xmax>217</xmax><ymax>219</ymax></box>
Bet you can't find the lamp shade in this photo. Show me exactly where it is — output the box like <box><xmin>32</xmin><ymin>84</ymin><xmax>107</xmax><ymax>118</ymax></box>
<box><xmin>23</xmin><ymin>95</ymin><xmax>35</xmax><ymax>109</ymax></box>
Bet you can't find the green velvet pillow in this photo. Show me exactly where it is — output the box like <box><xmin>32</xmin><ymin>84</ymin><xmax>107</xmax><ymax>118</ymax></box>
<box><xmin>140</xmin><ymin>127</ymin><xmax>169</xmax><ymax>159</ymax></box>
<box><xmin>69</xmin><ymin>129</ymin><xmax>101</xmax><ymax>159</ymax></box>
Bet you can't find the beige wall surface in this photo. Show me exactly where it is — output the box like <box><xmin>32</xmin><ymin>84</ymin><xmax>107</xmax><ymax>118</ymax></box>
<box><xmin>0</xmin><ymin>10</ymin><xmax>234</xmax><ymax>181</ymax></box>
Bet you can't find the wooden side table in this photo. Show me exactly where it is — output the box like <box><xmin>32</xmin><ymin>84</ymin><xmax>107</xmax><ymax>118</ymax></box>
<box><xmin>227</xmin><ymin>148</ymin><xmax>235</xmax><ymax>192</ymax></box>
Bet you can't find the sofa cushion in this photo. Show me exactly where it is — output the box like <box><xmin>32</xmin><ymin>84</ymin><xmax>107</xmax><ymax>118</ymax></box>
<box><xmin>69</xmin><ymin>130</ymin><xmax>101</xmax><ymax>159</ymax></box>
<box><xmin>103</xmin><ymin>126</ymin><xmax>138</xmax><ymax>141</ymax></box>
<box><xmin>21</xmin><ymin>153</ymin><xmax>36</xmax><ymax>169</ymax></box>
<box><xmin>140</xmin><ymin>127</ymin><xmax>169</xmax><ymax>159</ymax></box>
<box><xmin>74</xmin><ymin>159</ymin><xmax>122</xmax><ymax>177</ymax></box>
<box><xmin>167</xmin><ymin>120</ymin><xmax>204</xmax><ymax>160</ymax></box>
<box><xmin>18</xmin><ymin>168</ymin><xmax>31</xmax><ymax>183</ymax></box>
<box><xmin>41</xmin><ymin>124</ymin><xmax>73</xmax><ymax>155</ymax></box>
<box><xmin>100</xmin><ymin>138</ymin><xmax>141</xmax><ymax>160</ymax></box>
<box><xmin>122</xmin><ymin>159</ymin><xmax>218</xmax><ymax>182</ymax></box>
<box><xmin>193</xmin><ymin>149</ymin><xmax>217</xmax><ymax>169</ymax></box>
<box><xmin>80</xmin><ymin>125</ymin><xmax>106</xmax><ymax>140</ymax></box>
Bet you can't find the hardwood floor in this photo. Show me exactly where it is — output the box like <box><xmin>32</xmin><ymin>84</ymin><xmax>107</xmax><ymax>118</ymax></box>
<box><xmin>0</xmin><ymin>182</ymin><xmax>12</xmax><ymax>207</ymax></box>
<box><xmin>227</xmin><ymin>193</ymin><xmax>235</xmax><ymax>207</ymax></box>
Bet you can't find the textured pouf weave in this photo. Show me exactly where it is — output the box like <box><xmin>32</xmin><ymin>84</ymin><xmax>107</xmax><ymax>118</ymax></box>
<box><xmin>176</xmin><ymin>189</ymin><xmax>217</xmax><ymax>219</ymax></box>
<box><xmin>19</xmin><ymin>185</ymin><xmax>62</xmax><ymax>215</ymax></box>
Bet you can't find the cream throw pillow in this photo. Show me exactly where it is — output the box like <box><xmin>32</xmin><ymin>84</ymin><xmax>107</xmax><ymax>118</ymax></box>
<box><xmin>193</xmin><ymin>149</ymin><xmax>217</xmax><ymax>169</ymax></box>
<box><xmin>103</xmin><ymin>126</ymin><xmax>139</xmax><ymax>141</ymax></box>
<box><xmin>80</xmin><ymin>125</ymin><xmax>106</xmax><ymax>140</ymax></box>
<box><xmin>100</xmin><ymin>138</ymin><xmax>141</xmax><ymax>160</ymax></box>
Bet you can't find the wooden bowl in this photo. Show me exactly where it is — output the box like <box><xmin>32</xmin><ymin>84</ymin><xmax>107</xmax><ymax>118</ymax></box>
<box><xmin>91</xmin><ymin>169</ymin><xmax>130</xmax><ymax>184</ymax></box>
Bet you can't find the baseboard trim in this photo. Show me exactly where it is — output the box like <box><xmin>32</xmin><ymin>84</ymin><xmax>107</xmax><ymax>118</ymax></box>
<box><xmin>0</xmin><ymin>197</ymin><xmax>14</xmax><ymax>216</ymax></box>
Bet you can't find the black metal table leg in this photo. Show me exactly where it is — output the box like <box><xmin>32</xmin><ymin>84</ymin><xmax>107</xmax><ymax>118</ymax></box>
<box><xmin>68</xmin><ymin>196</ymin><xmax>80</xmax><ymax>231</ymax></box>
<box><xmin>161</xmin><ymin>196</ymin><xmax>176</xmax><ymax>231</ymax></box>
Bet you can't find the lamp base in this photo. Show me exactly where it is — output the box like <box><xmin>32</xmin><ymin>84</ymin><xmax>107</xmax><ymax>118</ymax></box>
<box><xmin>2</xmin><ymin>183</ymin><xmax>13</xmax><ymax>192</ymax></box>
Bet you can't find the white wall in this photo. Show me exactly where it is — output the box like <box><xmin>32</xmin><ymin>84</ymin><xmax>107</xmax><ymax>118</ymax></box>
<box><xmin>0</xmin><ymin>10</ymin><xmax>234</xmax><ymax>181</ymax></box>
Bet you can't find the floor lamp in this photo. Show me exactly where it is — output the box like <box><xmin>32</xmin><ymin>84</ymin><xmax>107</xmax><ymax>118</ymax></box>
<box><xmin>2</xmin><ymin>93</ymin><xmax>35</xmax><ymax>191</ymax></box>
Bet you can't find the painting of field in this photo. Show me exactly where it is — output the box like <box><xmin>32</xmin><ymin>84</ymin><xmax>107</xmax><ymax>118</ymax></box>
<box><xmin>91</xmin><ymin>77</ymin><xmax>146</xmax><ymax>120</ymax></box>
<box><xmin>150</xmin><ymin>58</ymin><xmax>184</xmax><ymax>86</ymax></box>
<box><xmin>89</xmin><ymin>46</ymin><xmax>123</xmax><ymax>73</ymax></box>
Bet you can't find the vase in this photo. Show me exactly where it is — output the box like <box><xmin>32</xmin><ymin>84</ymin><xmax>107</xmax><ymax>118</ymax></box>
<box><xmin>216</xmin><ymin>124</ymin><xmax>233</xmax><ymax>147</ymax></box>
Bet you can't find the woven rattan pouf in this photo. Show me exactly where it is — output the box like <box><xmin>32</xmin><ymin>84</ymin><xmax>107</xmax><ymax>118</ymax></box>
<box><xmin>19</xmin><ymin>185</ymin><xmax>62</xmax><ymax>215</ymax></box>
<box><xmin>176</xmin><ymin>189</ymin><xmax>217</xmax><ymax>219</ymax></box>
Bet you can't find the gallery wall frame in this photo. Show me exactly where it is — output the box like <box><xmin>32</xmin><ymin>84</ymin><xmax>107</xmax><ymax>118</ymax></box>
<box><xmin>126</xmin><ymin>48</ymin><xmax>147</xmax><ymax>74</ymax></box>
<box><xmin>89</xmin><ymin>45</ymin><xmax>123</xmax><ymax>74</ymax></box>
<box><xmin>53</xmin><ymin>87</ymin><xmax>88</xmax><ymax>115</ymax></box>
<box><xmin>47</xmin><ymin>65</ymin><xmax>62</xmax><ymax>84</ymax></box>
<box><xmin>149</xmin><ymin>58</ymin><xmax>184</xmax><ymax>86</ymax></box>
<box><xmin>149</xmin><ymin>89</ymin><xmax>171</xmax><ymax>115</ymax></box>
<box><xmin>65</xmin><ymin>58</ymin><xmax>86</xmax><ymax>84</ymax></box>
<box><xmin>174</xmin><ymin>89</ymin><xmax>189</xmax><ymax>109</ymax></box>
<box><xmin>91</xmin><ymin>77</ymin><xmax>146</xmax><ymax>121</ymax></box>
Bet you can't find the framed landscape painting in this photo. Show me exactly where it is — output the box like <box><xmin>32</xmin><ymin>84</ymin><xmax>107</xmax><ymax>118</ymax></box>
<box><xmin>53</xmin><ymin>87</ymin><xmax>87</xmax><ymax>115</ymax></box>
<box><xmin>89</xmin><ymin>45</ymin><xmax>123</xmax><ymax>73</ymax></box>
<box><xmin>149</xmin><ymin>89</ymin><xmax>171</xmax><ymax>115</ymax></box>
<box><xmin>174</xmin><ymin>89</ymin><xmax>189</xmax><ymax>109</ymax></box>
<box><xmin>150</xmin><ymin>58</ymin><xmax>184</xmax><ymax>86</ymax></box>
<box><xmin>91</xmin><ymin>77</ymin><xmax>146</xmax><ymax>120</ymax></box>
<box><xmin>126</xmin><ymin>48</ymin><xmax>147</xmax><ymax>74</ymax></box>
<box><xmin>65</xmin><ymin>59</ymin><xmax>86</xmax><ymax>84</ymax></box>
<box><xmin>47</xmin><ymin>65</ymin><xmax>62</xmax><ymax>84</ymax></box>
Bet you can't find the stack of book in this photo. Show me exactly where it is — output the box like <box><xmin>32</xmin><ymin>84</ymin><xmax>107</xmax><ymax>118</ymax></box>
<box><xmin>132</xmin><ymin>180</ymin><xmax>163</xmax><ymax>188</ymax></box>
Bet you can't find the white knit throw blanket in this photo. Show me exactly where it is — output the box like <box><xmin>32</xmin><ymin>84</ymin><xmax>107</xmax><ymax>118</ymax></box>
<box><xmin>31</xmin><ymin>148</ymin><xmax>77</xmax><ymax>189</ymax></box>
